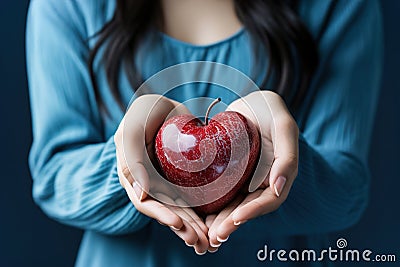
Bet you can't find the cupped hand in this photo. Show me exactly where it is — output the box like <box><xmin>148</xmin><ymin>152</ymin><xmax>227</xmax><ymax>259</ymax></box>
<box><xmin>207</xmin><ymin>91</ymin><xmax>299</xmax><ymax>248</ymax></box>
<box><xmin>114</xmin><ymin>94</ymin><xmax>209</xmax><ymax>255</ymax></box>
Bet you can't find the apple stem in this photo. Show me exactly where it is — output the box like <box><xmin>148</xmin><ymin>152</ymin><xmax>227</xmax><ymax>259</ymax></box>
<box><xmin>205</xmin><ymin>98</ymin><xmax>221</xmax><ymax>125</ymax></box>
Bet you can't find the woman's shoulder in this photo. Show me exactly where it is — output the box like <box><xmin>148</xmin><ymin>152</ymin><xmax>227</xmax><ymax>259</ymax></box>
<box><xmin>28</xmin><ymin>0</ymin><xmax>115</xmax><ymax>38</ymax></box>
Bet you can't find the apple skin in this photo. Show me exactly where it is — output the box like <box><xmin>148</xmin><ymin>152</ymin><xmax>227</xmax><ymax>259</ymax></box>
<box><xmin>155</xmin><ymin>111</ymin><xmax>260</xmax><ymax>215</ymax></box>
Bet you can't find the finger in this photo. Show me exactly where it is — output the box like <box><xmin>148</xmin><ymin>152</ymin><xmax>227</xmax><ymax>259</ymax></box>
<box><xmin>190</xmin><ymin>222</ymin><xmax>209</xmax><ymax>255</ymax></box>
<box><xmin>117</xmin><ymin>142</ymin><xmax>152</xmax><ymax>204</ymax></box>
<box><xmin>118</xmin><ymin>120</ymin><xmax>149</xmax><ymax>200</ymax></box>
<box><xmin>116</xmin><ymin>146</ymin><xmax>134</xmax><ymax>190</ymax></box>
<box><xmin>170</xmin><ymin>220</ymin><xmax>200</xmax><ymax>248</ymax></box>
<box><xmin>230</xmin><ymin>96</ymin><xmax>274</xmax><ymax>193</ymax></box>
<box><xmin>207</xmin><ymin>246</ymin><xmax>219</xmax><ymax>254</ymax></box>
<box><xmin>267</xmin><ymin>113</ymin><xmax>298</xmax><ymax>198</ymax></box>
<box><xmin>269</xmin><ymin>154</ymin><xmax>297</xmax><ymax>199</ymax></box>
<box><xmin>117</xmin><ymin>161</ymin><xmax>129</xmax><ymax>190</ymax></box>
<box><xmin>171</xmin><ymin>212</ymin><xmax>209</xmax><ymax>255</ymax></box>
<box><xmin>167</xmin><ymin>100</ymin><xmax>192</xmax><ymax>119</ymax></box>
<box><xmin>226</xmin><ymin>97</ymin><xmax>258</xmax><ymax>124</ymax></box>
<box><xmin>205</xmin><ymin>214</ymin><xmax>219</xmax><ymax>253</ymax></box>
<box><xmin>117</xmin><ymin>95</ymin><xmax>192</xmax><ymax>201</ymax></box>
<box><xmin>212</xmin><ymin>190</ymin><xmax>261</xmax><ymax>242</ymax></box>
<box><xmin>268</xmin><ymin>127</ymin><xmax>298</xmax><ymax>198</ymax></box>
<box><xmin>124</xmin><ymin>182</ymin><xmax>183</xmax><ymax>230</ymax></box>
<box><xmin>175</xmin><ymin>198</ymin><xmax>208</xmax><ymax>235</ymax></box>
<box><xmin>155</xmin><ymin>194</ymin><xmax>209</xmax><ymax>254</ymax></box>
<box><xmin>121</xmin><ymin>96</ymin><xmax>176</xmax><ymax>200</ymax></box>
<box><xmin>120</xmin><ymin>123</ymin><xmax>150</xmax><ymax>200</ymax></box>
<box><xmin>214</xmin><ymin>190</ymin><xmax>263</xmax><ymax>240</ymax></box>
<box><xmin>115</xmin><ymin>129</ymin><xmax>131</xmax><ymax>187</ymax></box>
<box><xmin>208</xmin><ymin>197</ymin><xmax>243</xmax><ymax>247</ymax></box>
<box><xmin>142</xmin><ymin>95</ymin><xmax>177</xmax><ymax>144</ymax></box>
<box><xmin>231</xmin><ymin>187</ymin><xmax>281</xmax><ymax>224</ymax></box>
<box><xmin>116</xmin><ymin>146</ymin><xmax>142</xmax><ymax>206</ymax></box>
<box><xmin>258</xmin><ymin>92</ymin><xmax>299</xmax><ymax>191</ymax></box>
<box><xmin>227</xmin><ymin>96</ymin><xmax>274</xmax><ymax>192</ymax></box>
<box><xmin>205</xmin><ymin>214</ymin><xmax>217</xmax><ymax>229</ymax></box>
<box><xmin>170</xmin><ymin>198</ymin><xmax>209</xmax><ymax>246</ymax></box>
<box><xmin>124</xmin><ymin>95</ymin><xmax>175</xmax><ymax>136</ymax></box>
<box><xmin>248</xmin><ymin>145</ymin><xmax>274</xmax><ymax>192</ymax></box>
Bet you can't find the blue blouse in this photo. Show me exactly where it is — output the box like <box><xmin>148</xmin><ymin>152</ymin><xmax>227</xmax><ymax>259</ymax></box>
<box><xmin>26</xmin><ymin>0</ymin><xmax>383</xmax><ymax>266</ymax></box>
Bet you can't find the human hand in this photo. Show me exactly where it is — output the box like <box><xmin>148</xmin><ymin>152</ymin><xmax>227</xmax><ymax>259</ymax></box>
<box><xmin>114</xmin><ymin>94</ymin><xmax>210</xmax><ymax>254</ymax></box>
<box><xmin>207</xmin><ymin>91</ymin><xmax>299</xmax><ymax>248</ymax></box>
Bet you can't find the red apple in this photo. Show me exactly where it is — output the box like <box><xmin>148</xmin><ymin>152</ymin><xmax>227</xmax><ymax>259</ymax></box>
<box><xmin>155</xmin><ymin>99</ymin><xmax>260</xmax><ymax>215</ymax></box>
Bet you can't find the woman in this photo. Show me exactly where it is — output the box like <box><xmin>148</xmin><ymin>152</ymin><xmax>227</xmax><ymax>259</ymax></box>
<box><xmin>26</xmin><ymin>0</ymin><xmax>382</xmax><ymax>266</ymax></box>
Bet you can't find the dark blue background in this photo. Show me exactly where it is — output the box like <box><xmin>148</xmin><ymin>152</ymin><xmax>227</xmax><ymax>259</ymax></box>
<box><xmin>0</xmin><ymin>1</ymin><xmax>398</xmax><ymax>266</ymax></box>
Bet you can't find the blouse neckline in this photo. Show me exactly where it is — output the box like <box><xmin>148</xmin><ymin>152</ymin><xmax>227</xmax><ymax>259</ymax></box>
<box><xmin>157</xmin><ymin>27</ymin><xmax>246</xmax><ymax>49</ymax></box>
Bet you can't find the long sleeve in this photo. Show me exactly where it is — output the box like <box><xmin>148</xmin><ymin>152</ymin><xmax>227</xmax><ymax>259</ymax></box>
<box><xmin>257</xmin><ymin>0</ymin><xmax>383</xmax><ymax>235</ymax></box>
<box><xmin>26</xmin><ymin>0</ymin><xmax>150</xmax><ymax>235</ymax></box>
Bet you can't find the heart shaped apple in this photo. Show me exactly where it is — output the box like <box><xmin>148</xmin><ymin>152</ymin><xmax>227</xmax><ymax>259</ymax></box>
<box><xmin>155</xmin><ymin>98</ymin><xmax>260</xmax><ymax>215</ymax></box>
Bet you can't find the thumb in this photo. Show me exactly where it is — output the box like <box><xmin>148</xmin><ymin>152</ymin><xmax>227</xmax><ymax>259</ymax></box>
<box><xmin>268</xmin><ymin>154</ymin><xmax>297</xmax><ymax>199</ymax></box>
<box><xmin>268</xmin><ymin>118</ymin><xmax>299</xmax><ymax>198</ymax></box>
<box><xmin>120</xmin><ymin>118</ymin><xmax>150</xmax><ymax>201</ymax></box>
<box><xmin>129</xmin><ymin>162</ymin><xmax>150</xmax><ymax>201</ymax></box>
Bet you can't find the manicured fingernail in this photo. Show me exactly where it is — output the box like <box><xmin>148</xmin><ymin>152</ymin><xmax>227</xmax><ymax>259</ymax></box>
<box><xmin>217</xmin><ymin>235</ymin><xmax>229</xmax><ymax>243</ymax></box>
<box><xmin>185</xmin><ymin>242</ymin><xmax>194</xmax><ymax>247</ymax></box>
<box><xmin>195</xmin><ymin>249</ymin><xmax>207</xmax><ymax>256</ymax></box>
<box><xmin>170</xmin><ymin>225</ymin><xmax>181</xmax><ymax>231</ymax></box>
<box><xmin>208</xmin><ymin>248</ymin><xmax>218</xmax><ymax>253</ymax></box>
<box><xmin>157</xmin><ymin>221</ymin><xmax>166</xmax><ymax>226</ymax></box>
<box><xmin>274</xmin><ymin>176</ymin><xmax>287</xmax><ymax>197</ymax></box>
<box><xmin>233</xmin><ymin>220</ymin><xmax>247</xmax><ymax>226</ymax></box>
<box><xmin>132</xmin><ymin>181</ymin><xmax>142</xmax><ymax>200</ymax></box>
<box><xmin>210</xmin><ymin>241</ymin><xmax>221</xmax><ymax>248</ymax></box>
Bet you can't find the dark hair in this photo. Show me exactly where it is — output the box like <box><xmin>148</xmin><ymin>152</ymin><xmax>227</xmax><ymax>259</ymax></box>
<box><xmin>89</xmin><ymin>0</ymin><xmax>324</xmax><ymax>113</ymax></box>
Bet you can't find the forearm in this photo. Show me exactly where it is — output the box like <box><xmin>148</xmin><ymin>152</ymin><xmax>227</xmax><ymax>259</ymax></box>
<box><xmin>256</xmin><ymin>135</ymin><xmax>369</xmax><ymax>235</ymax></box>
<box><xmin>30</xmin><ymin>136</ymin><xmax>150</xmax><ymax>235</ymax></box>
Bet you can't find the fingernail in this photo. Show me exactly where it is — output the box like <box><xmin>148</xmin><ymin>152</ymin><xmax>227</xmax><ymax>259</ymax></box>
<box><xmin>170</xmin><ymin>225</ymin><xmax>181</xmax><ymax>231</ymax></box>
<box><xmin>195</xmin><ymin>249</ymin><xmax>207</xmax><ymax>256</ymax></box>
<box><xmin>140</xmin><ymin>191</ymin><xmax>145</xmax><ymax>201</ymax></box>
<box><xmin>132</xmin><ymin>181</ymin><xmax>142</xmax><ymax>200</ymax></box>
<box><xmin>208</xmin><ymin>248</ymin><xmax>218</xmax><ymax>253</ymax></box>
<box><xmin>157</xmin><ymin>221</ymin><xmax>166</xmax><ymax>226</ymax></box>
<box><xmin>233</xmin><ymin>220</ymin><xmax>247</xmax><ymax>226</ymax></box>
<box><xmin>274</xmin><ymin>176</ymin><xmax>287</xmax><ymax>197</ymax></box>
<box><xmin>210</xmin><ymin>241</ymin><xmax>221</xmax><ymax>248</ymax></box>
<box><xmin>217</xmin><ymin>235</ymin><xmax>229</xmax><ymax>243</ymax></box>
<box><xmin>185</xmin><ymin>242</ymin><xmax>194</xmax><ymax>247</ymax></box>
